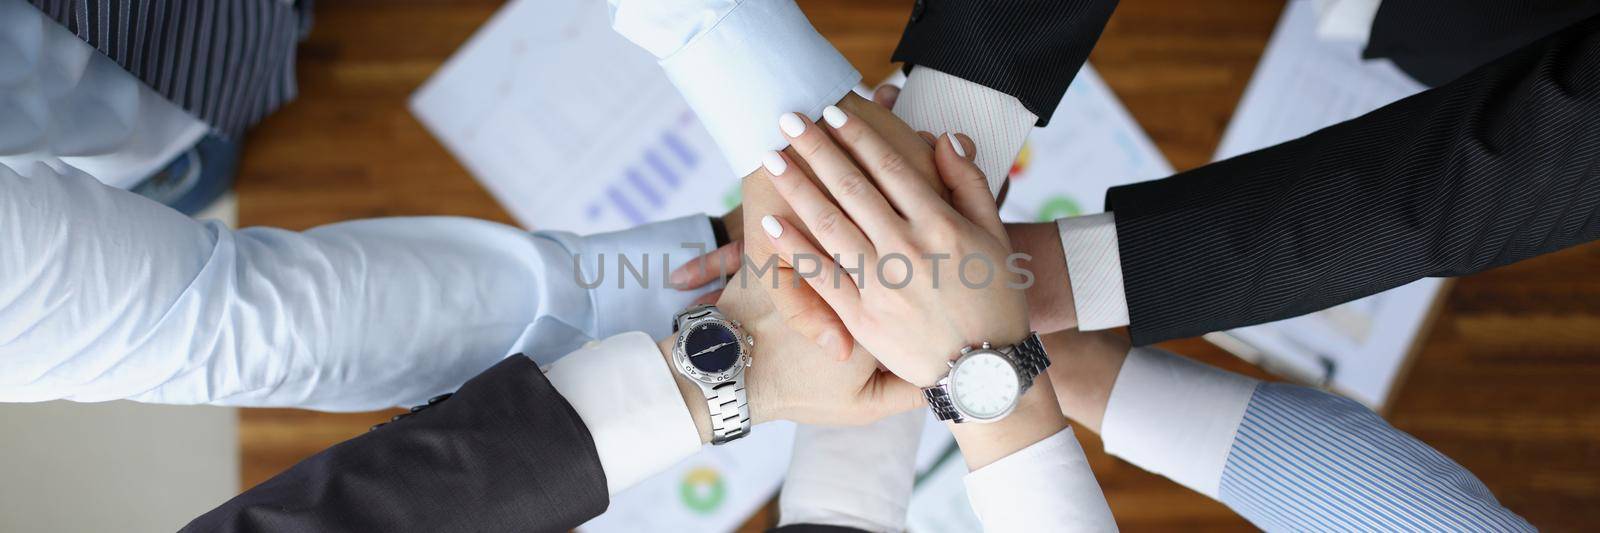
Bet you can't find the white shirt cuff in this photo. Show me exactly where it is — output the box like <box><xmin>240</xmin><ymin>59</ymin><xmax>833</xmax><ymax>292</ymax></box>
<box><xmin>778</xmin><ymin>411</ymin><xmax>924</xmax><ymax>532</ymax></box>
<box><xmin>893</xmin><ymin>67</ymin><xmax>1037</xmax><ymax>197</ymax></box>
<box><xmin>543</xmin><ymin>332</ymin><xmax>701</xmax><ymax>495</ymax></box>
<box><xmin>658</xmin><ymin>0</ymin><xmax>861</xmax><ymax>176</ymax></box>
<box><xmin>963</xmin><ymin>427</ymin><xmax>1116</xmax><ymax>532</ymax></box>
<box><xmin>1100</xmin><ymin>347</ymin><xmax>1259</xmax><ymax>498</ymax></box>
<box><xmin>572</xmin><ymin>213</ymin><xmax>721</xmax><ymax>338</ymax></box>
<box><xmin>1058</xmin><ymin>213</ymin><xmax>1130</xmax><ymax>330</ymax></box>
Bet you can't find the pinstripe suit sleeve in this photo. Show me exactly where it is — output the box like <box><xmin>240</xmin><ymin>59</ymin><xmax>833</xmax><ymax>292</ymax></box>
<box><xmin>1106</xmin><ymin>13</ymin><xmax>1600</xmax><ymax>345</ymax></box>
<box><xmin>1219</xmin><ymin>383</ymin><xmax>1533</xmax><ymax>532</ymax></box>
<box><xmin>891</xmin><ymin>0</ymin><xmax>1118</xmax><ymax>125</ymax></box>
<box><xmin>184</xmin><ymin>355</ymin><xmax>611</xmax><ymax>532</ymax></box>
<box><xmin>26</xmin><ymin>0</ymin><xmax>310</xmax><ymax>137</ymax></box>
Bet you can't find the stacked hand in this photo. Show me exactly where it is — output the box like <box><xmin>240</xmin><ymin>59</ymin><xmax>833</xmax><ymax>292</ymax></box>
<box><xmin>759</xmin><ymin>106</ymin><xmax>1028</xmax><ymax>387</ymax></box>
<box><xmin>671</xmin><ymin>90</ymin><xmax>942</xmax><ymax>356</ymax></box>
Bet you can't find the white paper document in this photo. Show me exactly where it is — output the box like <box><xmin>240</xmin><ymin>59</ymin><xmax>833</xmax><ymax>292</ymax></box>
<box><xmin>410</xmin><ymin>0</ymin><xmax>739</xmax><ymax>235</ymax></box>
<box><xmin>410</xmin><ymin>1</ymin><xmax>782</xmax><ymax>530</ymax></box>
<box><xmin>1206</xmin><ymin>0</ymin><xmax>1439</xmax><ymax>409</ymax></box>
<box><xmin>997</xmin><ymin>66</ymin><xmax>1174</xmax><ymax>223</ymax></box>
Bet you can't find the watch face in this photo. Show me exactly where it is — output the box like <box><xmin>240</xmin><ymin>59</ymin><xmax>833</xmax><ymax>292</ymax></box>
<box><xmin>684</xmin><ymin>322</ymin><xmax>742</xmax><ymax>373</ymax></box>
<box><xmin>949</xmin><ymin>351</ymin><xmax>1022</xmax><ymax>420</ymax></box>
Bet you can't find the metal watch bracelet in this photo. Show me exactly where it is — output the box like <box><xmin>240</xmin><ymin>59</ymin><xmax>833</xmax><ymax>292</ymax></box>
<box><xmin>923</xmin><ymin>332</ymin><xmax>1051</xmax><ymax>423</ymax></box>
<box><xmin>673</xmin><ymin>305</ymin><xmax>753</xmax><ymax>445</ymax></box>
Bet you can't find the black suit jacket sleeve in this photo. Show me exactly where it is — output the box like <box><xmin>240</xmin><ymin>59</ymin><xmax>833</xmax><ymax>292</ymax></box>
<box><xmin>769</xmin><ymin>524</ymin><xmax>867</xmax><ymax>533</ymax></box>
<box><xmin>1106</xmin><ymin>13</ymin><xmax>1600</xmax><ymax>346</ymax></box>
<box><xmin>891</xmin><ymin>0</ymin><xmax>1119</xmax><ymax>125</ymax></box>
<box><xmin>183</xmin><ymin>355</ymin><xmax>609</xmax><ymax>533</ymax></box>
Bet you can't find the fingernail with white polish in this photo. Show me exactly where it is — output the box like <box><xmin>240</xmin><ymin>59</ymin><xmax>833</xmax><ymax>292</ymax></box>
<box><xmin>823</xmin><ymin>105</ymin><xmax>848</xmax><ymax>128</ymax></box>
<box><xmin>948</xmin><ymin>133</ymin><xmax>967</xmax><ymax>158</ymax></box>
<box><xmin>761</xmin><ymin>151</ymin><xmax>787</xmax><ymax>176</ymax></box>
<box><xmin>669</xmin><ymin>267</ymin><xmax>692</xmax><ymax>287</ymax></box>
<box><xmin>780</xmin><ymin>113</ymin><xmax>807</xmax><ymax>137</ymax></box>
<box><xmin>761</xmin><ymin>215</ymin><xmax>783</xmax><ymax>238</ymax></box>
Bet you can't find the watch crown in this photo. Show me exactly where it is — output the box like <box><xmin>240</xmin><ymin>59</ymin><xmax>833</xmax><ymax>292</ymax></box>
<box><xmin>747</xmin><ymin>337</ymin><xmax>755</xmax><ymax>346</ymax></box>
<box><xmin>959</xmin><ymin>346</ymin><xmax>973</xmax><ymax>355</ymax></box>
<box><xmin>947</xmin><ymin>359</ymin><xmax>957</xmax><ymax>369</ymax></box>
<box><xmin>981</xmin><ymin>341</ymin><xmax>993</xmax><ymax>350</ymax></box>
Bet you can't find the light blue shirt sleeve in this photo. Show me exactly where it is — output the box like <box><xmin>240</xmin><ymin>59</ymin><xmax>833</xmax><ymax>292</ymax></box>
<box><xmin>606</xmin><ymin>0</ymin><xmax>860</xmax><ymax>175</ymax></box>
<box><xmin>0</xmin><ymin>162</ymin><xmax>716</xmax><ymax>411</ymax></box>
<box><xmin>1219</xmin><ymin>382</ymin><xmax>1534</xmax><ymax>532</ymax></box>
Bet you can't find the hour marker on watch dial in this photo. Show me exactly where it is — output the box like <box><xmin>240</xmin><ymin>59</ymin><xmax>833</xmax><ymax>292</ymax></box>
<box><xmin>685</xmin><ymin>323</ymin><xmax>741</xmax><ymax>372</ymax></box>
<box><xmin>950</xmin><ymin>352</ymin><xmax>1021</xmax><ymax>419</ymax></box>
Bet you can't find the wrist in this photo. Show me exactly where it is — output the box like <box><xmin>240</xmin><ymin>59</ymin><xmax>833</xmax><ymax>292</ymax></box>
<box><xmin>948</xmin><ymin>373</ymin><xmax>1069</xmax><ymax>470</ymax></box>
<box><xmin>660</xmin><ymin>335</ymin><xmax>713</xmax><ymax>445</ymax></box>
<box><xmin>1043</xmin><ymin>330</ymin><xmax>1130</xmax><ymax>435</ymax></box>
<box><xmin>1007</xmin><ymin>222</ymin><xmax>1077</xmax><ymax>332</ymax></box>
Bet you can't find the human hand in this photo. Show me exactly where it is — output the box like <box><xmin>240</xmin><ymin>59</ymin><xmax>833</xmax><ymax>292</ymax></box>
<box><xmin>1040</xmin><ymin>328</ymin><xmax>1130</xmax><ymax>434</ymax></box>
<box><xmin>736</xmin><ymin>91</ymin><xmax>943</xmax><ymax>361</ymax></box>
<box><xmin>672</xmin><ymin>89</ymin><xmax>934</xmax><ymax>355</ymax></box>
<box><xmin>663</xmin><ymin>271</ymin><xmax>925</xmax><ymax>440</ymax></box>
<box><xmin>760</xmin><ymin>106</ymin><xmax>1028</xmax><ymax>388</ymax></box>
<box><xmin>727</xmin><ymin>271</ymin><xmax>924</xmax><ymax>425</ymax></box>
<box><xmin>670</xmin><ymin>205</ymin><xmax>743</xmax><ymax>303</ymax></box>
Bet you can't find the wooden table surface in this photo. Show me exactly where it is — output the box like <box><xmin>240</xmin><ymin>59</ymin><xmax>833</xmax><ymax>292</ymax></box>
<box><xmin>236</xmin><ymin>1</ymin><xmax>1600</xmax><ymax>530</ymax></box>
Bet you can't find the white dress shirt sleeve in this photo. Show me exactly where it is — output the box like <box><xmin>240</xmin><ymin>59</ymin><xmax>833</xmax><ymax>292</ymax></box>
<box><xmin>1099</xmin><ymin>346</ymin><xmax>1260</xmax><ymax>498</ymax></box>
<box><xmin>0</xmin><ymin>162</ymin><xmax>715</xmax><ymax>411</ymax></box>
<box><xmin>1058</xmin><ymin>213</ymin><xmax>1131</xmax><ymax>330</ymax></box>
<box><xmin>889</xmin><ymin>65</ymin><xmax>1130</xmax><ymax>331</ymax></box>
<box><xmin>542</xmin><ymin>331</ymin><xmax>701</xmax><ymax>495</ymax></box>
<box><xmin>963</xmin><ymin>427</ymin><xmax>1118</xmax><ymax>532</ymax></box>
<box><xmin>892</xmin><ymin>66</ymin><xmax>1038</xmax><ymax>197</ymax></box>
<box><xmin>778</xmin><ymin>411</ymin><xmax>925</xmax><ymax>532</ymax></box>
<box><xmin>607</xmin><ymin>0</ymin><xmax>861</xmax><ymax>175</ymax></box>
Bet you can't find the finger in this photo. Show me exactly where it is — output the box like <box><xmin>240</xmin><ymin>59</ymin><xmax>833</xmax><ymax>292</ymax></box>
<box><xmin>761</xmin><ymin>214</ymin><xmax>862</xmax><ymax>321</ymax></box>
<box><xmin>818</xmin><ymin>106</ymin><xmax>947</xmax><ymax>221</ymax></box>
<box><xmin>692</xmin><ymin>289</ymin><xmax>724</xmax><ymax>306</ymax></box>
<box><xmin>872</xmin><ymin>84</ymin><xmax>900</xmax><ymax>110</ymax></box>
<box><xmin>764</xmin><ymin>149</ymin><xmax>876</xmax><ymax>267</ymax></box>
<box><xmin>670</xmin><ymin>240</ymin><xmax>742</xmax><ymax>290</ymax></box>
<box><xmin>722</xmin><ymin>205</ymin><xmax>744</xmax><ymax>242</ymax></box>
<box><xmin>935</xmin><ymin>133</ymin><xmax>1006</xmax><ymax>240</ymax></box>
<box><xmin>780</xmin><ymin>111</ymin><xmax>903</xmax><ymax>239</ymax></box>
<box><xmin>866</xmin><ymin>373</ymin><xmax>929</xmax><ymax>420</ymax></box>
<box><xmin>768</xmin><ymin>268</ymin><xmax>857</xmax><ymax>361</ymax></box>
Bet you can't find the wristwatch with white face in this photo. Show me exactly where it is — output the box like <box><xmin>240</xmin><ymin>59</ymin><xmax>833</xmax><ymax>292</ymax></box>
<box><xmin>672</xmin><ymin>304</ymin><xmax>755</xmax><ymax>445</ymax></box>
<box><xmin>922</xmin><ymin>333</ymin><xmax>1050</xmax><ymax>424</ymax></box>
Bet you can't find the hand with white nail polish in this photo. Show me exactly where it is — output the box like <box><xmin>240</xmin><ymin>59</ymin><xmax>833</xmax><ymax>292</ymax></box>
<box><xmin>763</xmin><ymin>104</ymin><xmax>1027</xmax><ymax>388</ymax></box>
<box><xmin>736</xmin><ymin>92</ymin><xmax>945</xmax><ymax>362</ymax></box>
<box><xmin>695</xmin><ymin>268</ymin><xmax>927</xmax><ymax>428</ymax></box>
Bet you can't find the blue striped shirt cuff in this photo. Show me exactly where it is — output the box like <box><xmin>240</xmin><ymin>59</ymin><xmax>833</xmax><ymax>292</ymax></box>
<box><xmin>1219</xmin><ymin>383</ymin><xmax>1533</xmax><ymax>532</ymax></box>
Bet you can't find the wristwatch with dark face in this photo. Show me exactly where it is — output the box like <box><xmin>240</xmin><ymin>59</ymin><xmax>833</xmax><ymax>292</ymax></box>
<box><xmin>922</xmin><ymin>333</ymin><xmax>1050</xmax><ymax>424</ymax></box>
<box><xmin>671</xmin><ymin>304</ymin><xmax>754</xmax><ymax>445</ymax></box>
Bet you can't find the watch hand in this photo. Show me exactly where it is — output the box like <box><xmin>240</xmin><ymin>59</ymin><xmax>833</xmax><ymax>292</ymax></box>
<box><xmin>690</xmin><ymin>341</ymin><xmax>735</xmax><ymax>357</ymax></box>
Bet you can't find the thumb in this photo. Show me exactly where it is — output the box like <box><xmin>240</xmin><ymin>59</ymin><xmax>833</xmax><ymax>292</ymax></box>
<box><xmin>935</xmin><ymin>133</ymin><xmax>1006</xmax><ymax>240</ymax></box>
<box><xmin>669</xmin><ymin>240</ymin><xmax>742</xmax><ymax>290</ymax></box>
<box><xmin>770</xmin><ymin>269</ymin><xmax>856</xmax><ymax>361</ymax></box>
<box><xmin>868</xmin><ymin>373</ymin><xmax>928</xmax><ymax>420</ymax></box>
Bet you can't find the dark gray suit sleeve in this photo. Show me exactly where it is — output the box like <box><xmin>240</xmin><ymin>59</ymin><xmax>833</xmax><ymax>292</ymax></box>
<box><xmin>1106</xmin><ymin>13</ymin><xmax>1600</xmax><ymax>345</ymax></box>
<box><xmin>182</xmin><ymin>355</ymin><xmax>609</xmax><ymax>533</ymax></box>
<box><xmin>768</xmin><ymin>525</ymin><xmax>869</xmax><ymax>533</ymax></box>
